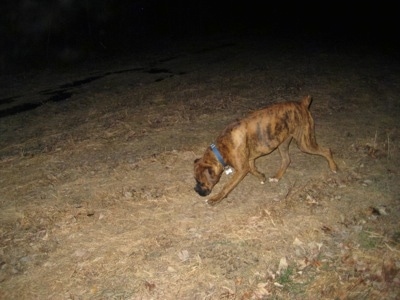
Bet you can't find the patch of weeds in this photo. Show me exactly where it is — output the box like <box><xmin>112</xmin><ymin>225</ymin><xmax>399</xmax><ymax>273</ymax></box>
<box><xmin>276</xmin><ymin>266</ymin><xmax>307</xmax><ymax>295</ymax></box>
<box><xmin>277</xmin><ymin>267</ymin><xmax>294</xmax><ymax>285</ymax></box>
<box><xmin>358</xmin><ymin>231</ymin><xmax>378</xmax><ymax>249</ymax></box>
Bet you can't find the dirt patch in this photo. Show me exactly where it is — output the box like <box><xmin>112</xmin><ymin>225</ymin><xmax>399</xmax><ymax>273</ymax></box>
<box><xmin>1</xmin><ymin>37</ymin><xmax>399</xmax><ymax>299</ymax></box>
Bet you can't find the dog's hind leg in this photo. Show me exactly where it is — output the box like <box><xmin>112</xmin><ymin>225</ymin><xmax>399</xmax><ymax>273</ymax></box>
<box><xmin>249</xmin><ymin>159</ymin><xmax>266</xmax><ymax>184</ymax></box>
<box><xmin>296</xmin><ymin>123</ymin><xmax>338</xmax><ymax>173</ymax></box>
<box><xmin>269</xmin><ymin>137</ymin><xmax>292</xmax><ymax>182</ymax></box>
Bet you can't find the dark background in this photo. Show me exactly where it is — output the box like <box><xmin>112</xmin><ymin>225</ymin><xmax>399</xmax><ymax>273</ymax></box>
<box><xmin>1</xmin><ymin>1</ymin><xmax>398</xmax><ymax>72</ymax></box>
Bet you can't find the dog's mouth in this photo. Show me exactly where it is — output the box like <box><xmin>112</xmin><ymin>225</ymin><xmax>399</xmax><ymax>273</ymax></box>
<box><xmin>194</xmin><ymin>182</ymin><xmax>211</xmax><ymax>197</ymax></box>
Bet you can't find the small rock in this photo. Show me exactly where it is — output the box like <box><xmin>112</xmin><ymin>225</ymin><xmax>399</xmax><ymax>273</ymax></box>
<box><xmin>124</xmin><ymin>191</ymin><xmax>133</xmax><ymax>198</ymax></box>
<box><xmin>167</xmin><ymin>266</ymin><xmax>176</xmax><ymax>272</ymax></box>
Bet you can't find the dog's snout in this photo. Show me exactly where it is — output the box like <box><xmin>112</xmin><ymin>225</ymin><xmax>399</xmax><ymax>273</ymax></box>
<box><xmin>194</xmin><ymin>183</ymin><xmax>210</xmax><ymax>197</ymax></box>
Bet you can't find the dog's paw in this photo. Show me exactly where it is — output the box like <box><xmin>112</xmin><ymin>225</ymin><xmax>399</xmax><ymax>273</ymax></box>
<box><xmin>268</xmin><ymin>177</ymin><xmax>279</xmax><ymax>183</ymax></box>
<box><xmin>206</xmin><ymin>198</ymin><xmax>219</xmax><ymax>206</ymax></box>
<box><xmin>260</xmin><ymin>181</ymin><xmax>265</xmax><ymax>185</ymax></box>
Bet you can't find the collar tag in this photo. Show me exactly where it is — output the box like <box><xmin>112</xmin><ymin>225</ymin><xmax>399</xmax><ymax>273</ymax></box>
<box><xmin>224</xmin><ymin>166</ymin><xmax>233</xmax><ymax>175</ymax></box>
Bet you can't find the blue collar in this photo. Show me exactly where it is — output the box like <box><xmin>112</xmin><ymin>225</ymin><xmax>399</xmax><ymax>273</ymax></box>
<box><xmin>210</xmin><ymin>143</ymin><xmax>227</xmax><ymax>167</ymax></box>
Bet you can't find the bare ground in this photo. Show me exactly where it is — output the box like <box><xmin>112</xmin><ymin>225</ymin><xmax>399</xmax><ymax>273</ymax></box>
<box><xmin>1</xmin><ymin>37</ymin><xmax>400</xmax><ymax>299</ymax></box>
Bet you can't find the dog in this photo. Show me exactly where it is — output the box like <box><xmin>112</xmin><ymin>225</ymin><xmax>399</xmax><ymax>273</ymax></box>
<box><xmin>194</xmin><ymin>95</ymin><xmax>337</xmax><ymax>205</ymax></box>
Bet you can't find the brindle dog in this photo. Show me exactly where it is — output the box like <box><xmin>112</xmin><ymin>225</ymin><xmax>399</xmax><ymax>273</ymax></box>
<box><xmin>194</xmin><ymin>95</ymin><xmax>337</xmax><ymax>205</ymax></box>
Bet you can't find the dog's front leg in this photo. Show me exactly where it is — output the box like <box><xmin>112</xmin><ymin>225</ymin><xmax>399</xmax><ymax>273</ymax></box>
<box><xmin>206</xmin><ymin>170</ymin><xmax>248</xmax><ymax>205</ymax></box>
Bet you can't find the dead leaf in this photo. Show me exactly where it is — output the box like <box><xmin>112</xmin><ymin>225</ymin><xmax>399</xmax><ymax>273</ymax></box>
<box><xmin>145</xmin><ymin>281</ymin><xmax>156</xmax><ymax>291</ymax></box>
<box><xmin>382</xmin><ymin>259</ymin><xmax>399</xmax><ymax>283</ymax></box>
<box><xmin>293</xmin><ymin>237</ymin><xmax>303</xmax><ymax>247</ymax></box>
<box><xmin>254</xmin><ymin>282</ymin><xmax>270</xmax><ymax>297</ymax></box>
<box><xmin>277</xmin><ymin>257</ymin><xmax>288</xmax><ymax>275</ymax></box>
<box><xmin>178</xmin><ymin>249</ymin><xmax>189</xmax><ymax>262</ymax></box>
<box><xmin>321</xmin><ymin>225</ymin><xmax>332</xmax><ymax>234</ymax></box>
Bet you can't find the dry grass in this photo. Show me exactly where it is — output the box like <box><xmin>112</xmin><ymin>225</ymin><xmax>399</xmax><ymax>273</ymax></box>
<box><xmin>1</xmin><ymin>37</ymin><xmax>399</xmax><ymax>299</ymax></box>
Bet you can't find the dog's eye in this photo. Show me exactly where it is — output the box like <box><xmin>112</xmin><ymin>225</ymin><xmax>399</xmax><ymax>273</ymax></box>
<box><xmin>195</xmin><ymin>179</ymin><xmax>204</xmax><ymax>186</ymax></box>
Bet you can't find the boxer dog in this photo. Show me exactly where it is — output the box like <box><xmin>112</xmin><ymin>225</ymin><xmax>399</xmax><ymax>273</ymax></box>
<box><xmin>194</xmin><ymin>95</ymin><xmax>337</xmax><ymax>205</ymax></box>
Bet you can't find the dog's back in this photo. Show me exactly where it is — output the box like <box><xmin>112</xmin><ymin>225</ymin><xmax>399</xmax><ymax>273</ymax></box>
<box><xmin>242</xmin><ymin>96</ymin><xmax>313</xmax><ymax>147</ymax></box>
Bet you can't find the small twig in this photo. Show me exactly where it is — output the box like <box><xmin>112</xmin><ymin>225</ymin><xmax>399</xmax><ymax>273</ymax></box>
<box><xmin>363</xmin><ymin>230</ymin><xmax>385</xmax><ymax>238</ymax></box>
<box><xmin>385</xmin><ymin>243</ymin><xmax>400</xmax><ymax>254</ymax></box>
<box><xmin>284</xmin><ymin>180</ymin><xmax>297</xmax><ymax>200</ymax></box>
<box><xmin>263</xmin><ymin>209</ymin><xmax>276</xmax><ymax>227</ymax></box>
<box><xmin>284</xmin><ymin>180</ymin><xmax>310</xmax><ymax>201</ymax></box>
<box><xmin>373</xmin><ymin>130</ymin><xmax>378</xmax><ymax>150</ymax></box>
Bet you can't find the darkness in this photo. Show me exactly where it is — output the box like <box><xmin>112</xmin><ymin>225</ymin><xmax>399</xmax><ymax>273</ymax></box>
<box><xmin>0</xmin><ymin>1</ymin><xmax>398</xmax><ymax>72</ymax></box>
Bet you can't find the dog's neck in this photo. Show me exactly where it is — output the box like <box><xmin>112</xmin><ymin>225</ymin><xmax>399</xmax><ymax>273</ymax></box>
<box><xmin>210</xmin><ymin>143</ymin><xmax>227</xmax><ymax>167</ymax></box>
<box><xmin>210</xmin><ymin>144</ymin><xmax>234</xmax><ymax>175</ymax></box>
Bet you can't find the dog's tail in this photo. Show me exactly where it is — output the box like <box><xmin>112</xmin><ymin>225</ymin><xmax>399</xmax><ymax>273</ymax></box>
<box><xmin>300</xmin><ymin>95</ymin><xmax>312</xmax><ymax>109</ymax></box>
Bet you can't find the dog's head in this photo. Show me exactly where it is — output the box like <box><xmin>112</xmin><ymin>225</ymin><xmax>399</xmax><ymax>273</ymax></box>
<box><xmin>193</xmin><ymin>157</ymin><xmax>222</xmax><ymax>197</ymax></box>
